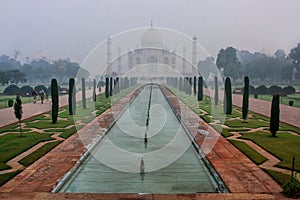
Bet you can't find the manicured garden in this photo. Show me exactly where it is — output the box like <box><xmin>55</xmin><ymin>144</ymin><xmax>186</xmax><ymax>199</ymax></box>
<box><xmin>0</xmin><ymin>83</ymin><xmax>138</xmax><ymax>187</ymax></box>
<box><xmin>0</xmin><ymin>93</ymin><xmax>112</xmax><ymax>186</ymax></box>
<box><xmin>252</xmin><ymin>93</ymin><xmax>300</xmax><ymax>108</ymax></box>
<box><xmin>167</xmin><ymin>85</ymin><xmax>300</xmax><ymax>192</ymax></box>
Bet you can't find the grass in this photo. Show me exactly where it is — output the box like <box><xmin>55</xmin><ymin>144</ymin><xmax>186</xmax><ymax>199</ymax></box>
<box><xmin>263</xmin><ymin>169</ymin><xmax>299</xmax><ymax>186</ymax></box>
<box><xmin>225</xmin><ymin>118</ymin><xmax>269</xmax><ymax>128</ymax></box>
<box><xmin>0</xmin><ymin>95</ymin><xmax>34</xmax><ymax>109</ymax></box>
<box><xmin>253</xmin><ymin>94</ymin><xmax>300</xmax><ymax>108</ymax></box>
<box><xmin>0</xmin><ymin>89</ymin><xmax>122</xmax><ymax>186</ymax></box>
<box><xmin>59</xmin><ymin>126</ymin><xmax>77</xmax><ymax>139</ymax></box>
<box><xmin>210</xmin><ymin>124</ymin><xmax>233</xmax><ymax>138</ymax></box>
<box><xmin>240</xmin><ymin>131</ymin><xmax>300</xmax><ymax>171</ymax></box>
<box><xmin>0</xmin><ymin>132</ymin><xmax>53</xmax><ymax>170</ymax></box>
<box><xmin>19</xmin><ymin>141</ymin><xmax>62</xmax><ymax>167</ymax></box>
<box><xmin>230</xmin><ymin>140</ymin><xmax>267</xmax><ymax>165</ymax></box>
<box><xmin>0</xmin><ymin>170</ymin><xmax>22</xmax><ymax>186</ymax></box>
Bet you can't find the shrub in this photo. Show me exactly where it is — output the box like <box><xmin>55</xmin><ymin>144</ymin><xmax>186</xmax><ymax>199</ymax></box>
<box><xmin>14</xmin><ymin>95</ymin><xmax>23</xmax><ymax>136</ymax></box>
<box><xmin>51</xmin><ymin>79</ymin><xmax>59</xmax><ymax>123</ymax></box>
<box><xmin>82</xmin><ymin>78</ymin><xmax>86</xmax><ymax>109</ymax></box>
<box><xmin>289</xmin><ymin>101</ymin><xmax>294</xmax><ymax>106</ymax></box>
<box><xmin>193</xmin><ymin>76</ymin><xmax>197</xmax><ymax>96</ymax></box>
<box><xmin>283</xmin><ymin>179</ymin><xmax>300</xmax><ymax>198</ymax></box>
<box><xmin>223</xmin><ymin>77</ymin><xmax>232</xmax><ymax>114</ymax></box>
<box><xmin>249</xmin><ymin>85</ymin><xmax>255</xmax><ymax>95</ymax></box>
<box><xmin>8</xmin><ymin>99</ymin><xmax>14</xmax><ymax>107</ymax></box>
<box><xmin>93</xmin><ymin>79</ymin><xmax>96</xmax><ymax>102</ymax></box>
<box><xmin>19</xmin><ymin>85</ymin><xmax>33</xmax><ymax>96</ymax></box>
<box><xmin>68</xmin><ymin>78</ymin><xmax>76</xmax><ymax>115</ymax></box>
<box><xmin>283</xmin><ymin>86</ymin><xmax>296</xmax><ymax>95</ymax></box>
<box><xmin>178</xmin><ymin>77</ymin><xmax>183</xmax><ymax>91</ymax></box>
<box><xmin>197</xmin><ymin>76</ymin><xmax>203</xmax><ymax>101</ymax></box>
<box><xmin>256</xmin><ymin>85</ymin><xmax>268</xmax><ymax>95</ymax></box>
<box><xmin>109</xmin><ymin>77</ymin><xmax>113</xmax><ymax>96</ymax></box>
<box><xmin>214</xmin><ymin>76</ymin><xmax>218</xmax><ymax>106</ymax></box>
<box><xmin>105</xmin><ymin>77</ymin><xmax>109</xmax><ymax>98</ymax></box>
<box><xmin>35</xmin><ymin>85</ymin><xmax>48</xmax><ymax>94</ymax></box>
<box><xmin>3</xmin><ymin>85</ymin><xmax>20</xmax><ymax>95</ymax></box>
<box><xmin>242</xmin><ymin>76</ymin><xmax>249</xmax><ymax>120</ymax></box>
<box><xmin>270</xmin><ymin>94</ymin><xmax>280</xmax><ymax>137</ymax></box>
<box><xmin>97</xmin><ymin>80</ymin><xmax>105</xmax><ymax>88</ymax></box>
<box><xmin>269</xmin><ymin>85</ymin><xmax>282</xmax><ymax>95</ymax></box>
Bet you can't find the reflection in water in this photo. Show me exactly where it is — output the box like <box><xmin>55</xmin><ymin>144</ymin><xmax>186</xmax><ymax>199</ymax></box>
<box><xmin>144</xmin><ymin>131</ymin><xmax>148</xmax><ymax>144</ymax></box>
<box><xmin>140</xmin><ymin>158</ymin><xmax>145</xmax><ymax>174</ymax></box>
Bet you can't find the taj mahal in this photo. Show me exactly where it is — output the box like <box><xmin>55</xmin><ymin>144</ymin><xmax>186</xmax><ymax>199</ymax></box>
<box><xmin>105</xmin><ymin>24</ymin><xmax>199</xmax><ymax>77</ymax></box>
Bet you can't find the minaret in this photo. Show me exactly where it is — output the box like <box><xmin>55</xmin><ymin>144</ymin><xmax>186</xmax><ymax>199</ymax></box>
<box><xmin>117</xmin><ymin>46</ymin><xmax>122</xmax><ymax>74</ymax></box>
<box><xmin>182</xmin><ymin>46</ymin><xmax>186</xmax><ymax>73</ymax></box>
<box><xmin>192</xmin><ymin>35</ymin><xmax>197</xmax><ymax>68</ymax></box>
<box><xmin>106</xmin><ymin>35</ymin><xmax>112</xmax><ymax>75</ymax></box>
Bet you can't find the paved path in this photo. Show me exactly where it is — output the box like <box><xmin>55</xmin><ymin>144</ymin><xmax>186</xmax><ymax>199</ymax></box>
<box><xmin>228</xmin><ymin>130</ymin><xmax>300</xmax><ymax>182</ymax></box>
<box><xmin>0</xmin><ymin>89</ymin><xmax>95</xmax><ymax>128</ymax></box>
<box><xmin>0</xmin><ymin>85</ymin><xmax>284</xmax><ymax>199</ymax></box>
<box><xmin>204</xmin><ymin>88</ymin><xmax>300</xmax><ymax>129</ymax></box>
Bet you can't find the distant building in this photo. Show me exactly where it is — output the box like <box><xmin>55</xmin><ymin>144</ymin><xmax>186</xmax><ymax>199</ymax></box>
<box><xmin>32</xmin><ymin>49</ymin><xmax>51</xmax><ymax>63</ymax></box>
<box><xmin>106</xmin><ymin>24</ymin><xmax>198</xmax><ymax>77</ymax></box>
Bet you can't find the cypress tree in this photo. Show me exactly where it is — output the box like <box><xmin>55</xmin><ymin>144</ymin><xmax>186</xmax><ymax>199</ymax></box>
<box><xmin>68</xmin><ymin>78</ymin><xmax>76</xmax><ymax>115</ymax></box>
<box><xmin>270</xmin><ymin>94</ymin><xmax>280</xmax><ymax>137</ymax></box>
<box><xmin>14</xmin><ymin>94</ymin><xmax>23</xmax><ymax>137</ymax></box>
<box><xmin>193</xmin><ymin>76</ymin><xmax>197</xmax><ymax>96</ymax></box>
<box><xmin>189</xmin><ymin>77</ymin><xmax>192</xmax><ymax>95</ymax></box>
<box><xmin>82</xmin><ymin>78</ymin><xmax>86</xmax><ymax>109</ymax></box>
<box><xmin>115</xmin><ymin>77</ymin><xmax>120</xmax><ymax>94</ymax></box>
<box><xmin>179</xmin><ymin>77</ymin><xmax>182</xmax><ymax>91</ymax></box>
<box><xmin>214</xmin><ymin>76</ymin><xmax>218</xmax><ymax>106</ymax></box>
<box><xmin>105</xmin><ymin>77</ymin><xmax>109</xmax><ymax>98</ymax></box>
<box><xmin>198</xmin><ymin>76</ymin><xmax>203</xmax><ymax>101</ymax></box>
<box><xmin>51</xmin><ymin>79</ymin><xmax>59</xmax><ymax>123</ymax></box>
<box><xmin>109</xmin><ymin>77</ymin><xmax>113</xmax><ymax>96</ymax></box>
<box><xmin>242</xmin><ymin>76</ymin><xmax>249</xmax><ymax>121</ymax></box>
<box><xmin>93</xmin><ymin>79</ymin><xmax>96</xmax><ymax>102</ymax></box>
<box><xmin>224</xmin><ymin>77</ymin><xmax>232</xmax><ymax>114</ymax></box>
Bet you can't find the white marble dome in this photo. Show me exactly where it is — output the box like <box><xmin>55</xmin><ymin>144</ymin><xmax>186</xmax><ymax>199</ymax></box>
<box><xmin>140</xmin><ymin>27</ymin><xmax>163</xmax><ymax>48</ymax></box>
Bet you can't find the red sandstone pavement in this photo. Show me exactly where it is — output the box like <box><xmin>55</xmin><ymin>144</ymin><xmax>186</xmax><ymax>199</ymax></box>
<box><xmin>204</xmin><ymin>88</ymin><xmax>300</xmax><ymax>129</ymax></box>
<box><xmin>0</xmin><ymin>90</ymin><xmax>94</xmax><ymax>128</ymax></box>
<box><xmin>0</xmin><ymin>85</ymin><xmax>287</xmax><ymax>199</ymax></box>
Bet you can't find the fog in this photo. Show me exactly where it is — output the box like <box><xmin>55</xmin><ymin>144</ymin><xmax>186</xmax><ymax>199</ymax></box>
<box><xmin>1</xmin><ymin>0</ymin><xmax>300</xmax><ymax>64</ymax></box>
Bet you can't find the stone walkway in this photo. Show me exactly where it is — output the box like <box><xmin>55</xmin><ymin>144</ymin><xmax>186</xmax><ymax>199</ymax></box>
<box><xmin>0</xmin><ymin>89</ymin><xmax>94</xmax><ymax>128</ymax></box>
<box><xmin>228</xmin><ymin>130</ymin><xmax>300</xmax><ymax>182</ymax></box>
<box><xmin>0</xmin><ymin>121</ymin><xmax>66</xmax><ymax>175</ymax></box>
<box><xmin>161</xmin><ymin>86</ymin><xmax>282</xmax><ymax>194</ymax></box>
<box><xmin>0</xmin><ymin>85</ymin><xmax>286</xmax><ymax>199</ymax></box>
<box><xmin>204</xmin><ymin>88</ymin><xmax>300</xmax><ymax>129</ymax></box>
<box><xmin>0</xmin><ymin>89</ymin><xmax>96</xmax><ymax>176</ymax></box>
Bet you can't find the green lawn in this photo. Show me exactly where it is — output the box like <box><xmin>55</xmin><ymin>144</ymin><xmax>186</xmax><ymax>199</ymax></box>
<box><xmin>0</xmin><ymin>95</ymin><xmax>34</xmax><ymax>109</ymax></box>
<box><xmin>230</xmin><ymin>140</ymin><xmax>267</xmax><ymax>165</ymax></box>
<box><xmin>0</xmin><ymin>88</ymin><xmax>131</xmax><ymax>186</ymax></box>
<box><xmin>0</xmin><ymin>170</ymin><xmax>22</xmax><ymax>187</ymax></box>
<box><xmin>225</xmin><ymin>118</ymin><xmax>269</xmax><ymax>128</ymax></box>
<box><xmin>19</xmin><ymin>141</ymin><xmax>62</xmax><ymax>167</ymax></box>
<box><xmin>252</xmin><ymin>94</ymin><xmax>300</xmax><ymax>108</ymax></box>
<box><xmin>240</xmin><ymin>131</ymin><xmax>300</xmax><ymax>171</ymax></box>
<box><xmin>0</xmin><ymin>132</ymin><xmax>53</xmax><ymax>170</ymax></box>
<box><xmin>166</xmin><ymin>85</ymin><xmax>300</xmax><ymax>178</ymax></box>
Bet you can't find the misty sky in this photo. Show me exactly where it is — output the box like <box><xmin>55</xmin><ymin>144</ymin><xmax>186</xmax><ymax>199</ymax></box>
<box><xmin>1</xmin><ymin>0</ymin><xmax>300</xmax><ymax>64</ymax></box>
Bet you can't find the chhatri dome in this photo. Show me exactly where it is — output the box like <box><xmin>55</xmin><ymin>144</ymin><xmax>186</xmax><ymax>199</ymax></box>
<box><xmin>140</xmin><ymin>23</ymin><xmax>163</xmax><ymax>48</ymax></box>
<box><xmin>105</xmin><ymin>22</ymin><xmax>198</xmax><ymax>76</ymax></box>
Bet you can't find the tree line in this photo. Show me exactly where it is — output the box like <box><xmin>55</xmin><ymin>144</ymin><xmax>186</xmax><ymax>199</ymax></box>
<box><xmin>0</xmin><ymin>55</ymin><xmax>89</xmax><ymax>85</ymax></box>
<box><xmin>198</xmin><ymin>43</ymin><xmax>300</xmax><ymax>84</ymax></box>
